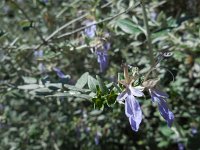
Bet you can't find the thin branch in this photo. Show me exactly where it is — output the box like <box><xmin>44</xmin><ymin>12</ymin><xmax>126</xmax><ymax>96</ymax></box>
<box><xmin>100</xmin><ymin>1</ymin><xmax>112</xmax><ymax>8</ymax></box>
<box><xmin>35</xmin><ymin>1</ymin><xmax>114</xmax><ymax>50</ymax></box>
<box><xmin>56</xmin><ymin>3</ymin><xmax>140</xmax><ymax>40</ymax></box>
<box><xmin>10</xmin><ymin>0</ymin><xmax>46</xmax><ymax>44</ymax></box>
<box><xmin>17</xmin><ymin>2</ymin><xmax>140</xmax><ymax>67</ymax></box>
<box><xmin>140</xmin><ymin>0</ymin><xmax>155</xmax><ymax>66</ymax></box>
<box><xmin>18</xmin><ymin>1</ymin><xmax>117</xmax><ymax>65</ymax></box>
<box><xmin>45</xmin><ymin>13</ymin><xmax>89</xmax><ymax>41</ymax></box>
<box><xmin>45</xmin><ymin>1</ymin><xmax>113</xmax><ymax>42</ymax></box>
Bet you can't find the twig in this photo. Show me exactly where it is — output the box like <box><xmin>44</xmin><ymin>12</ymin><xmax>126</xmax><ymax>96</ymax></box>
<box><xmin>10</xmin><ymin>0</ymin><xmax>46</xmax><ymax>44</ymax></box>
<box><xmin>100</xmin><ymin>1</ymin><xmax>112</xmax><ymax>8</ymax></box>
<box><xmin>18</xmin><ymin>2</ymin><xmax>139</xmax><ymax>67</ymax></box>
<box><xmin>17</xmin><ymin>1</ymin><xmax>116</xmax><ymax>66</ymax></box>
<box><xmin>56</xmin><ymin>4</ymin><xmax>139</xmax><ymax>40</ymax></box>
<box><xmin>32</xmin><ymin>1</ymin><xmax>115</xmax><ymax>50</ymax></box>
<box><xmin>45</xmin><ymin>1</ymin><xmax>113</xmax><ymax>43</ymax></box>
<box><xmin>140</xmin><ymin>0</ymin><xmax>155</xmax><ymax>66</ymax></box>
<box><xmin>45</xmin><ymin>13</ymin><xmax>89</xmax><ymax>41</ymax></box>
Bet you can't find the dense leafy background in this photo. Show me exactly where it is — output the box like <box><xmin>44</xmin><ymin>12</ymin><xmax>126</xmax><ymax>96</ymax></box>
<box><xmin>0</xmin><ymin>0</ymin><xmax>200</xmax><ymax>149</ymax></box>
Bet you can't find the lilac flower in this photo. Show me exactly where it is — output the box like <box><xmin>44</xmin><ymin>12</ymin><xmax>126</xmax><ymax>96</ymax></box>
<box><xmin>83</xmin><ymin>20</ymin><xmax>110</xmax><ymax>72</ymax></box>
<box><xmin>0</xmin><ymin>104</ymin><xmax>4</xmax><ymax>110</ymax></box>
<box><xmin>96</xmin><ymin>43</ymin><xmax>110</xmax><ymax>72</ymax></box>
<box><xmin>53</xmin><ymin>67</ymin><xmax>66</xmax><ymax>79</ymax></box>
<box><xmin>94</xmin><ymin>131</ymin><xmax>101</xmax><ymax>145</ymax></box>
<box><xmin>178</xmin><ymin>143</ymin><xmax>185</xmax><ymax>150</ymax></box>
<box><xmin>84</xmin><ymin>20</ymin><xmax>96</xmax><ymax>38</ymax></box>
<box><xmin>34</xmin><ymin>50</ymin><xmax>43</xmax><ymax>58</ymax></box>
<box><xmin>34</xmin><ymin>50</ymin><xmax>46</xmax><ymax>73</ymax></box>
<box><xmin>3</xmin><ymin>6</ymin><xmax>10</xmax><ymax>14</ymax></box>
<box><xmin>84</xmin><ymin>127</ymin><xmax>91</xmax><ymax>134</ymax></box>
<box><xmin>0</xmin><ymin>122</ymin><xmax>5</xmax><ymax>129</ymax></box>
<box><xmin>191</xmin><ymin>127</ymin><xmax>198</xmax><ymax>135</ymax></box>
<box><xmin>149</xmin><ymin>88</ymin><xmax>174</xmax><ymax>127</ymax></box>
<box><xmin>150</xmin><ymin>11</ymin><xmax>157</xmax><ymax>21</ymax></box>
<box><xmin>117</xmin><ymin>65</ymin><xmax>144</xmax><ymax>131</ymax></box>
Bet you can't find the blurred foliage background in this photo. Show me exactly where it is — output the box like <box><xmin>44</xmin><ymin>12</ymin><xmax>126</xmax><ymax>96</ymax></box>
<box><xmin>0</xmin><ymin>0</ymin><xmax>200</xmax><ymax>149</ymax></box>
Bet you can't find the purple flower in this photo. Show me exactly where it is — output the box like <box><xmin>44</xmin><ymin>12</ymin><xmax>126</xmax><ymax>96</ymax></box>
<box><xmin>117</xmin><ymin>85</ymin><xmax>143</xmax><ymax>131</ymax></box>
<box><xmin>149</xmin><ymin>88</ymin><xmax>174</xmax><ymax>127</ymax></box>
<box><xmin>53</xmin><ymin>67</ymin><xmax>67</xmax><ymax>79</ymax></box>
<box><xmin>178</xmin><ymin>143</ymin><xmax>185</xmax><ymax>150</ymax></box>
<box><xmin>117</xmin><ymin>65</ymin><xmax>144</xmax><ymax>131</ymax></box>
<box><xmin>84</xmin><ymin>127</ymin><xmax>91</xmax><ymax>134</ymax></box>
<box><xmin>84</xmin><ymin>20</ymin><xmax>96</xmax><ymax>38</ymax></box>
<box><xmin>150</xmin><ymin>11</ymin><xmax>157</xmax><ymax>21</ymax></box>
<box><xmin>191</xmin><ymin>127</ymin><xmax>198</xmax><ymax>135</ymax></box>
<box><xmin>34</xmin><ymin>50</ymin><xmax>43</xmax><ymax>58</ymax></box>
<box><xmin>94</xmin><ymin>131</ymin><xmax>101</xmax><ymax>145</ymax></box>
<box><xmin>3</xmin><ymin>6</ymin><xmax>10</xmax><ymax>14</ymax></box>
<box><xmin>83</xmin><ymin>20</ymin><xmax>110</xmax><ymax>72</ymax></box>
<box><xmin>96</xmin><ymin>43</ymin><xmax>110</xmax><ymax>72</ymax></box>
<box><xmin>34</xmin><ymin>50</ymin><xmax>46</xmax><ymax>73</ymax></box>
<box><xmin>0</xmin><ymin>104</ymin><xmax>4</xmax><ymax>110</ymax></box>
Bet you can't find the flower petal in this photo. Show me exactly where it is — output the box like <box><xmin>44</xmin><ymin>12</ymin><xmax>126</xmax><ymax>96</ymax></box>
<box><xmin>53</xmin><ymin>67</ymin><xmax>66</xmax><ymax>79</ymax></box>
<box><xmin>153</xmin><ymin>89</ymin><xmax>169</xmax><ymax>98</ymax></box>
<box><xmin>125</xmin><ymin>95</ymin><xmax>142</xmax><ymax>131</ymax></box>
<box><xmin>149</xmin><ymin>89</ymin><xmax>160</xmax><ymax>103</ymax></box>
<box><xmin>158</xmin><ymin>98</ymin><xmax>174</xmax><ymax>127</ymax></box>
<box><xmin>103</xmin><ymin>42</ymin><xmax>110</xmax><ymax>51</ymax></box>
<box><xmin>96</xmin><ymin>51</ymin><xmax>108</xmax><ymax>72</ymax></box>
<box><xmin>129</xmin><ymin>86</ymin><xmax>144</xmax><ymax>97</ymax></box>
<box><xmin>117</xmin><ymin>90</ymin><xmax>128</xmax><ymax>102</ymax></box>
<box><xmin>84</xmin><ymin>20</ymin><xmax>96</xmax><ymax>38</ymax></box>
<box><xmin>129</xmin><ymin>115</ymin><xmax>141</xmax><ymax>132</ymax></box>
<box><xmin>178</xmin><ymin>143</ymin><xmax>185</xmax><ymax>150</ymax></box>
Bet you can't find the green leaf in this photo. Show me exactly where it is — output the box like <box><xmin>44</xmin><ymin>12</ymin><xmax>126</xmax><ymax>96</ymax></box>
<box><xmin>116</xmin><ymin>19</ymin><xmax>141</xmax><ymax>34</ymax></box>
<box><xmin>97</xmin><ymin>115</ymin><xmax>105</xmax><ymax>121</ymax></box>
<box><xmin>158</xmin><ymin>141</ymin><xmax>169</xmax><ymax>148</ymax></box>
<box><xmin>46</xmin><ymin>92</ymin><xmax>71</xmax><ymax>97</ymax></box>
<box><xmin>92</xmin><ymin>97</ymin><xmax>105</xmax><ymax>110</ymax></box>
<box><xmin>64</xmin><ymin>84</ymin><xmax>90</xmax><ymax>93</ymax></box>
<box><xmin>75</xmin><ymin>72</ymin><xmax>89</xmax><ymax>88</ymax></box>
<box><xmin>45</xmin><ymin>83</ymin><xmax>62</xmax><ymax>91</ymax></box>
<box><xmin>30</xmin><ymin>88</ymin><xmax>53</xmax><ymax>96</ymax></box>
<box><xmin>89</xmin><ymin>110</ymin><xmax>102</xmax><ymax>115</ymax></box>
<box><xmin>73</xmin><ymin>94</ymin><xmax>92</xmax><ymax>100</ymax></box>
<box><xmin>47</xmin><ymin>92</ymin><xmax>92</xmax><ymax>100</ymax></box>
<box><xmin>87</xmin><ymin>75</ymin><xmax>98</xmax><ymax>92</ymax></box>
<box><xmin>159</xmin><ymin>126</ymin><xmax>173</xmax><ymax>137</ymax></box>
<box><xmin>106</xmin><ymin>91</ymin><xmax>117</xmax><ymax>106</ymax></box>
<box><xmin>42</xmin><ymin>51</ymin><xmax>62</xmax><ymax>60</ymax></box>
<box><xmin>18</xmin><ymin>84</ymin><xmax>39</xmax><ymax>90</ymax></box>
<box><xmin>96</xmin><ymin>75</ymin><xmax>108</xmax><ymax>94</ymax></box>
<box><xmin>22</xmin><ymin>76</ymin><xmax>37</xmax><ymax>84</ymax></box>
<box><xmin>0</xmin><ymin>30</ymin><xmax>5</xmax><ymax>37</ymax></box>
<box><xmin>19</xmin><ymin>20</ymin><xmax>32</xmax><ymax>31</ymax></box>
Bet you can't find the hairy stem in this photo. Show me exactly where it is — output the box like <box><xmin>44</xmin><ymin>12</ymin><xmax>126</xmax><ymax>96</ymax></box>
<box><xmin>140</xmin><ymin>0</ymin><xmax>155</xmax><ymax>66</ymax></box>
